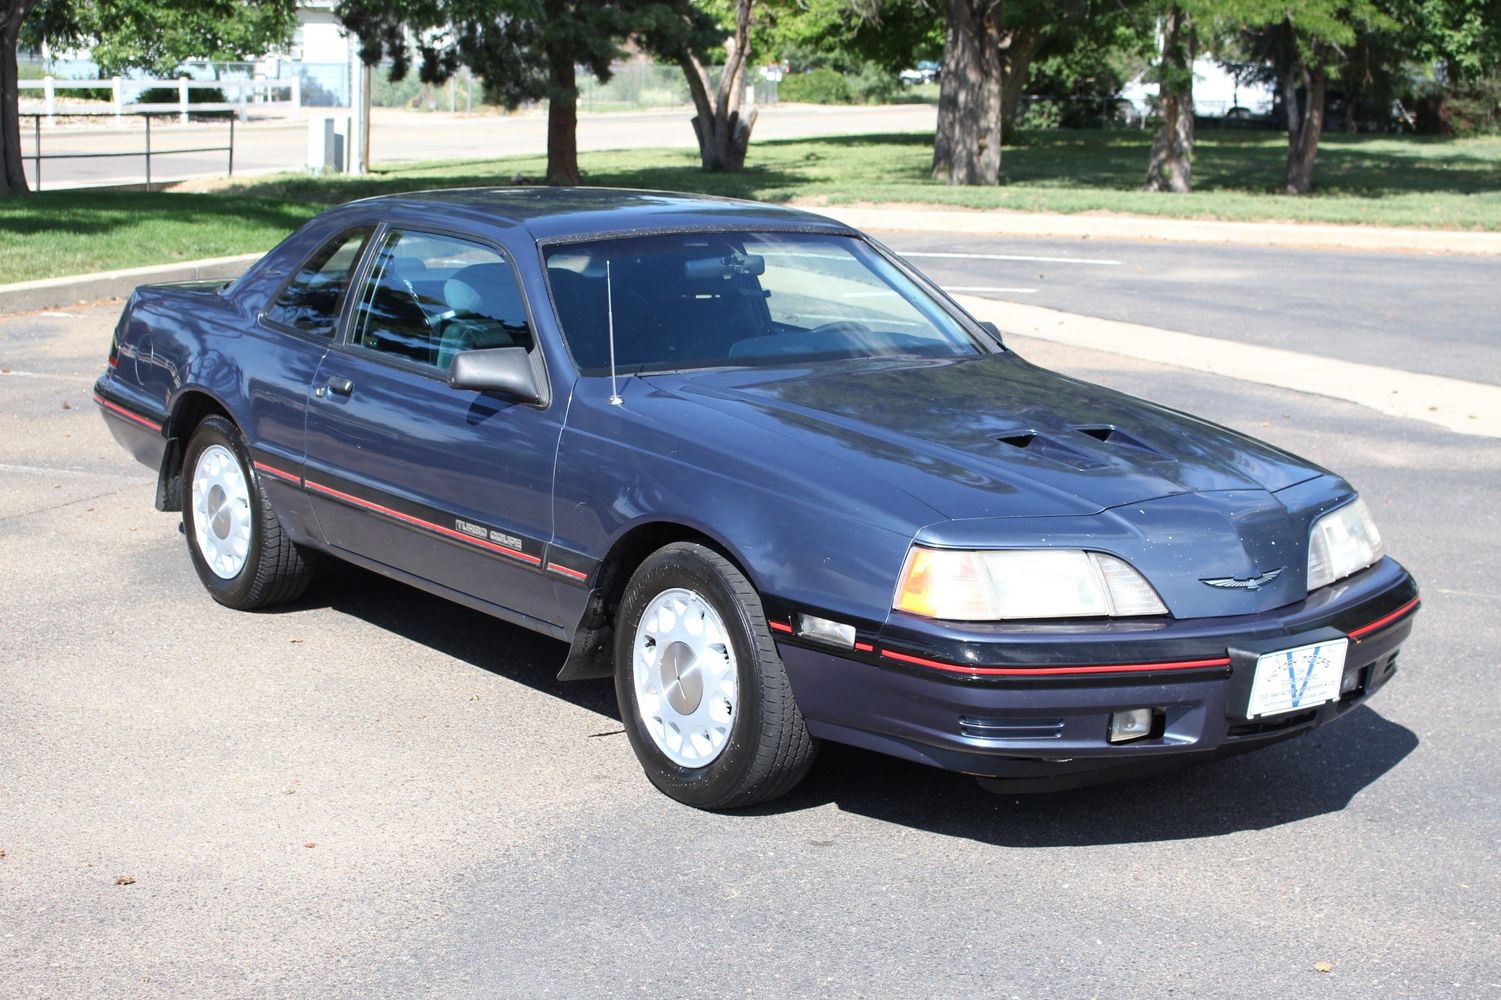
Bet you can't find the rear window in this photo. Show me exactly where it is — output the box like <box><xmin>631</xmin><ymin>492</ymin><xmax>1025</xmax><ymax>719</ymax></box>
<box><xmin>544</xmin><ymin>231</ymin><xmax>984</xmax><ymax>374</ymax></box>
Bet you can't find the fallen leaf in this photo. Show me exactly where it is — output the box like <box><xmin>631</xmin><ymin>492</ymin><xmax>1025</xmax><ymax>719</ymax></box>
<box><xmin>61</xmin><ymin>400</ymin><xmax>71</xmax><ymax>410</ymax></box>
<box><xmin>115</xmin><ymin>875</ymin><xmax>135</xmax><ymax>886</ymax></box>
<box><xmin>0</xmin><ymin>848</ymin><xmax>7</xmax><ymax>858</ymax></box>
<box><xmin>304</xmin><ymin>842</ymin><xmax>317</xmax><ymax>849</ymax></box>
<box><xmin>1314</xmin><ymin>961</ymin><xmax>1334</xmax><ymax>974</ymax></box>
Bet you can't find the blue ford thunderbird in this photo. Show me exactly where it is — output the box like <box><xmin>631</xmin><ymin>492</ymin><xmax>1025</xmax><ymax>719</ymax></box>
<box><xmin>95</xmin><ymin>189</ymin><xmax>1419</xmax><ymax>808</ymax></box>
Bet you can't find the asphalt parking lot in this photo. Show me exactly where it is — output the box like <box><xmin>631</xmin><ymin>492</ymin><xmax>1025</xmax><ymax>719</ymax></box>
<box><xmin>2</xmin><ymin>238</ymin><xmax>1499</xmax><ymax>998</ymax></box>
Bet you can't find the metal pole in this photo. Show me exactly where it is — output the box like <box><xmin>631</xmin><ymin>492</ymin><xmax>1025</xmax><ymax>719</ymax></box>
<box><xmin>33</xmin><ymin>117</ymin><xmax>41</xmax><ymax>192</ymax></box>
<box><xmin>360</xmin><ymin>62</ymin><xmax>372</xmax><ymax>173</ymax></box>
<box><xmin>145</xmin><ymin>114</ymin><xmax>152</xmax><ymax>189</ymax></box>
<box><xmin>228</xmin><ymin>115</ymin><xmax>235</xmax><ymax>176</ymax></box>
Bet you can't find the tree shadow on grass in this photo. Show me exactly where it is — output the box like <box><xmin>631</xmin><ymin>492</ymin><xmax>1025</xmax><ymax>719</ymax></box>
<box><xmin>0</xmin><ymin>189</ymin><xmax>316</xmax><ymax>238</ymax></box>
<box><xmin>288</xmin><ymin>560</ymin><xmax>1416</xmax><ymax>847</ymax></box>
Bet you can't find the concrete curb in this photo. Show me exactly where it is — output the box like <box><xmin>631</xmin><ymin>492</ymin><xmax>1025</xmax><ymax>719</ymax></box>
<box><xmin>0</xmin><ymin>253</ymin><xmax>263</xmax><ymax>314</ymax></box>
<box><xmin>953</xmin><ymin>293</ymin><xmax>1501</xmax><ymax>438</ymax></box>
<box><xmin>818</xmin><ymin>206</ymin><xmax>1501</xmax><ymax>256</ymax></box>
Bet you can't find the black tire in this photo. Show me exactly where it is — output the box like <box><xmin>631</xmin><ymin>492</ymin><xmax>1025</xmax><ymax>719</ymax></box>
<box><xmin>181</xmin><ymin>414</ymin><xmax>315</xmax><ymax>610</ymax></box>
<box><xmin>614</xmin><ymin>542</ymin><xmax>817</xmax><ymax>810</ymax></box>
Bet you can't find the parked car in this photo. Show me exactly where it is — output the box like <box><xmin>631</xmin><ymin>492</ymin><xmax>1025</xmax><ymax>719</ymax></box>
<box><xmin>95</xmin><ymin>189</ymin><xmax>1419</xmax><ymax>809</ymax></box>
<box><xmin>900</xmin><ymin>60</ymin><xmax>940</xmax><ymax>86</ymax></box>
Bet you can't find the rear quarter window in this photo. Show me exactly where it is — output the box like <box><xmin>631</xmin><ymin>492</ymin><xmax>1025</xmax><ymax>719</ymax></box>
<box><xmin>263</xmin><ymin>227</ymin><xmax>373</xmax><ymax>336</ymax></box>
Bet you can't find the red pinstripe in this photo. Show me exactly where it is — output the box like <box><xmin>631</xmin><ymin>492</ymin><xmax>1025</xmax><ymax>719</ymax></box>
<box><xmin>303</xmin><ymin>479</ymin><xmax>542</xmax><ymax>565</ymax></box>
<box><xmin>878</xmin><ymin>648</ymin><xmax>1232</xmax><ymax>678</ymax></box>
<box><xmin>1347</xmin><ymin>597</ymin><xmax>1420</xmax><ymax>640</ymax></box>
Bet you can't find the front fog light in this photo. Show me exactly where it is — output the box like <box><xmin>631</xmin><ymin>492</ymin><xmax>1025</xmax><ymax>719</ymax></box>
<box><xmin>1108</xmin><ymin>708</ymin><xmax>1155</xmax><ymax>744</ymax></box>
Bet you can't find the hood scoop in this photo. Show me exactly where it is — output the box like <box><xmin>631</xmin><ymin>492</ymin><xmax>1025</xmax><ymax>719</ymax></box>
<box><xmin>994</xmin><ymin>430</ymin><xmax>1108</xmax><ymax>471</ymax></box>
<box><xmin>994</xmin><ymin>425</ymin><xmax>1177</xmax><ymax>475</ymax></box>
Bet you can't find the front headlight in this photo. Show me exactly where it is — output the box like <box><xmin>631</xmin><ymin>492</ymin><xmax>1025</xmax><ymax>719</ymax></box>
<box><xmin>894</xmin><ymin>547</ymin><xmax>1168</xmax><ymax>621</ymax></box>
<box><xmin>1307</xmin><ymin>497</ymin><xmax>1384</xmax><ymax>591</ymax></box>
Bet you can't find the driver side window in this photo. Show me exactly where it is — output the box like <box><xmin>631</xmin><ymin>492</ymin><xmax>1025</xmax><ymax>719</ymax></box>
<box><xmin>349</xmin><ymin>229</ymin><xmax>532</xmax><ymax>371</ymax></box>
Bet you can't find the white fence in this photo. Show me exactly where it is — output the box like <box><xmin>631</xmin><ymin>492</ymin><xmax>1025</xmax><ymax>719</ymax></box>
<box><xmin>17</xmin><ymin>76</ymin><xmax>303</xmax><ymax>124</ymax></box>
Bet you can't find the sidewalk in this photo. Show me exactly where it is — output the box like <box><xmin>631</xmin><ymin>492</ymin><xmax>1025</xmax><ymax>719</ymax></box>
<box><xmin>817</xmin><ymin>205</ymin><xmax>1501</xmax><ymax>256</ymax></box>
<box><xmin>2</xmin><ymin>202</ymin><xmax>1496</xmax><ymax>315</ymax></box>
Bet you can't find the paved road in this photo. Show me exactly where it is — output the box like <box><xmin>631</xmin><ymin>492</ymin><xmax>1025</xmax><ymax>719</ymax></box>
<box><xmin>20</xmin><ymin>103</ymin><xmax>938</xmax><ymax>191</ymax></box>
<box><xmin>2</xmin><ymin>237</ymin><xmax>1498</xmax><ymax>997</ymax></box>
<box><xmin>886</xmin><ymin>233</ymin><xmax>1501</xmax><ymax>386</ymax></box>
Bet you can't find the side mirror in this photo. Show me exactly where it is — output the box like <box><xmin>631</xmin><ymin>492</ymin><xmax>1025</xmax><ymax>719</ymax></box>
<box><xmin>448</xmin><ymin>347</ymin><xmax>545</xmax><ymax>405</ymax></box>
<box><xmin>979</xmin><ymin>320</ymin><xmax>1004</xmax><ymax>346</ymax></box>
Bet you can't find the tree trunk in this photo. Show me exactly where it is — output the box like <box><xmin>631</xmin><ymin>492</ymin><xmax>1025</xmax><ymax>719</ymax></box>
<box><xmin>1285</xmin><ymin>65</ymin><xmax>1325</xmax><ymax>194</ymax></box>
<box><xmin>999</xmin><ymin>23</ymin><xmax>1046</xmax><ymax>126</ymax></box>
<box><xmin>931</xmin><ymin>0</ymin><xmax>1002</xmax><ymax>185</ymax></box>
<box><xmin>1</xmin><ymin>1</ymin><xmax>38</xmax><ymax>196</ymax></box>
<box><xmin>1143</xmin><ymin>7</ymin><xmax>1194</xmax><ymax>193</ymax></box>
<box><xmin>545</xmin><ymin>50</ymin><xmax>580</xmax><ymax>186</ymax></box>
<box><xmin>681</xmin><ymin>0</ymin><xmax>757</xmax><ymax>172</ymax></box>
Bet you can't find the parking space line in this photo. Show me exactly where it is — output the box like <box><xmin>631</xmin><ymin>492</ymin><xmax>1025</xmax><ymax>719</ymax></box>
<box><xmin>943</xmin><ymin>286</ymin><xmax>1038</xmax><ymax>295</ymax></box>
<box><xmin>897</xmin><ymin>250</ymin><xmax>1122</xmax><ymax>266</ymax></box>
<box><xmin>0</xmin><ymin>369</ymin><xmax>87</xmax><ymax>381</ymax></box>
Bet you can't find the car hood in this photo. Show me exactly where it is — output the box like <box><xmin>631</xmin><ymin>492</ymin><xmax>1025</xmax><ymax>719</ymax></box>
<box><xmin>648</xmin><ymin>354</ymin><xmax>1325</xmax><ymax>520</ymax></box>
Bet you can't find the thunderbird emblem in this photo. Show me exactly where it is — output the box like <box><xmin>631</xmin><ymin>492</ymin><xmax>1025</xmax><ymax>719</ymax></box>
<box><xmin>1201</xmin><ymin>567</ymin><xmax>1284</xmax><ymax>591</ymax></box>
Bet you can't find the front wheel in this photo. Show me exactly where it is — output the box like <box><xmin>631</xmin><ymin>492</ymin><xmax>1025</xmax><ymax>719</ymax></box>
<box><xmin>615</xmin><ymin>542</ymin><xmax>816</xmax><ymax>809</ymax></box>
<box><xmin>182</xmin><ymin>415</ymin><xmax>315</xmax><ymax>610</ymax></box>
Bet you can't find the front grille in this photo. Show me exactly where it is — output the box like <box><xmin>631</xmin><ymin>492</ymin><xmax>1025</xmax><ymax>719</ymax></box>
<box><xmin>960</xmin><ymin>716</ymin><xmax>1065</xmax><ymax>741</ymax></box>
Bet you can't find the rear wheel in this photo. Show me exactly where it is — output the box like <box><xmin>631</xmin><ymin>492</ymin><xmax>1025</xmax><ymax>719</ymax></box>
<box><xmin>615</xmin><ymin>542</ymin><xmax>816</xmax><ymax>809</ymax></box>
<box><xmin>182</xmin><ymin>415</ymin><xmax>314</xmax><ymax>610</ymax></box>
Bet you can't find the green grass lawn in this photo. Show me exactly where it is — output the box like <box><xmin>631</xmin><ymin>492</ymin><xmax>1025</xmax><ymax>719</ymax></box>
<box><xmin>3</xmin><ymin>128</ymin><xmax>1499</xmax><ymax>285</ymax></box>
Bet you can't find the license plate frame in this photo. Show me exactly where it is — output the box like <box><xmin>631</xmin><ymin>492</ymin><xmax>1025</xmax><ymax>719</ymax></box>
<box><xmin>1246</xmin><ymin>638</ymin><xmax>1349</xmax><ymax>719</ymax></box>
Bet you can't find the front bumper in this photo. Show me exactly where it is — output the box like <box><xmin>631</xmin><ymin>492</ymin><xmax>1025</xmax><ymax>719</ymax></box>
<box><xmin>773</xmin><ymin>557</ymin><xmax>1418</xmax><ymax>788</ymax></box>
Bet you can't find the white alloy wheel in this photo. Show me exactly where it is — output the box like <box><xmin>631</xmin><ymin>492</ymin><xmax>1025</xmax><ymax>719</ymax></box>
<box><xmin>190</xmin><ymin>443</ymin><xmax>252</xmax><ymax>579</ymax></box>
<box><xmin>632</xmin><ymin>587</ymin><xmax>739</xmax><ymax>768</ymax></box>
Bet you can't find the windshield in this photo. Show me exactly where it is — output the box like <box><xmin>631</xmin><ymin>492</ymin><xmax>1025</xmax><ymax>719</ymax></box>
<box><xmin>544</xmin><ymin>231</ymin><xmax>988</xmax><ymax>374</ymax></box>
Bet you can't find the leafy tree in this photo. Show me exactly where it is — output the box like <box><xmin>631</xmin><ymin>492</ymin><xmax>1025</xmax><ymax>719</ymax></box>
<box><xmin>1</xmin><ymin>1</ymin><xmax>42</xmax><ymax>194</ymax></box>
<box><xmin>748</xmin><ymin>0</ymin><xmax>941</xmax><ymax>73</ymax></box>
<box><xmin>1</xmin><ymin>0</ymin><xmax>295</xmax><ymax>196</ymax></box>
<box><xmin>1144</xmin><ymin>5</ymin><xmax>1195</xmax><ymax>192</ymax></box>
<box><xmin>338</xmin><ymin>0</ymin><xmax>718</xmax><ymax>186</ymax></box>
<box><xmin>27</xmin><ymin>0</ymin><xmax>295</xmax><ymax>76</ymax></box>
<box><xmin>931</xmin><ymin>0</ymin><xmax>1138</xmax><ymax>185</ymax></box>
<box><xmin>1400</xmin><ymin>0</ymin><xmax>1501</xmax><ymax>81</ymax></box>
<box><xmin>677</xmin><ymin>0</ymin><xmax>757</xmax><ymax>172</ymax></box>
<box><xmin>1020</xmin><ymin>5</ymin><xmax>1156</xmax><ymax>123</ymax></box>
<box><xmin>931</xmin><ymin>0</ymin><xmax>1001</xmax><ymax>184</ymax></box>
<box><xmin>1233</xmin><ymin>1</ymin><xmax>1391</xmax><ymax>193</ymax></box>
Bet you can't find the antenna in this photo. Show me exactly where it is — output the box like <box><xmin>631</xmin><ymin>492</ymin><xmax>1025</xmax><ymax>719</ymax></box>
<box><xmin>606</xmin><ymin>259</ymin><xmax>622</xmax><ymax>406</ymax></box>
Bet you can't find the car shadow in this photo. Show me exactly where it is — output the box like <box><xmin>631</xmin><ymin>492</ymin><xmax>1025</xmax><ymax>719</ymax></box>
<box><xmin>302</xmin><ymin>561</ymin><xmax>620</xmax><ymax>721</ymax></box>
<box><xmin>294</xmin><ymin>562</ymin><xmax>1417</xmax><ymax>846</ymax></box>
<box><xmin>757</xmin><ymin>705</ymin><xmax>1417</xmax><ymax>846</ymax></box>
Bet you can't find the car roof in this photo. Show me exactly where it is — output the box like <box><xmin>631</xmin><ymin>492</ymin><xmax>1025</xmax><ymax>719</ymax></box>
<box><xmin>347</xmin><ymin>186</ymin><xmax>855</xmax><ymax>242</ymax></box>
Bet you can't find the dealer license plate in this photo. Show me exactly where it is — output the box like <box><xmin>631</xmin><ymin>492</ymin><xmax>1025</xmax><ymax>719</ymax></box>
<box><xmin>1246</xmin><ymin>639</ymin><xmax>1349</xmax><ymax>718</ymax></box>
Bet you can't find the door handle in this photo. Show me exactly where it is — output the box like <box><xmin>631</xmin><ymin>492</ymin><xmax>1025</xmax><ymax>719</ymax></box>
<box><xmin>316</xmin><ymin>376</ymin><xmax>354</xmax><ymax>399</ymax></box>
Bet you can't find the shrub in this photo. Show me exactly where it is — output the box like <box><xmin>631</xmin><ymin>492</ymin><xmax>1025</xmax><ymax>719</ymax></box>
<box><xmin>848</xmin><ymin>62</ymin><xmax>900</xmax><ymax>105</ymax></box>
<box><xmin>778</xmin><ymin>68</ymin><xmax>852</xmax><ymax>105</ymax></box>
<box><xmin>134</xmin><ymin>85</ymin><xmax>227</xmax><ymax>105</ymax></box>
<box><xmin>1441</xmin><ymin>78</ymin><xmax>1501</xmax><ymax>137</ymax></box>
